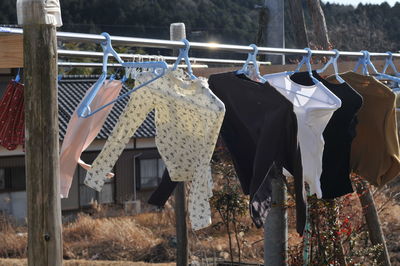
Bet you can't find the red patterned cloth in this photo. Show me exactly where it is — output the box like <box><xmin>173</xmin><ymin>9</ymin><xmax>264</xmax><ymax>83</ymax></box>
<box><xmin>0</xmin><ymin>80</ymin><xmax>25</xmax><ymax>150</ymax></box>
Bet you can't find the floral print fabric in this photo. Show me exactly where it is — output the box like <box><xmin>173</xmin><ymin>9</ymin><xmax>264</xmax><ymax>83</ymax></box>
<box><xmin>84</xmin><ymin>69</ymin><xmax>225</xmax><ymax>230</ymax></box>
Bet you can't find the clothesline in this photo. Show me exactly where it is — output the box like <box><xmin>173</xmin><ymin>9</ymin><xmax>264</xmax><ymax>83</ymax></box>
<box><xmin>1</xmin><ymin>26</ymin><xmax>400</xmax><ymax>58</ymax></box>
<box><xmin>57</xmin><ymin>62</ymin><xmax>209</xmax><ymax>68</ymax></box>
<box><xmin>58</xmin><ymin>50</ymin><xmax>272</xmax><ymax>65</ymax></box>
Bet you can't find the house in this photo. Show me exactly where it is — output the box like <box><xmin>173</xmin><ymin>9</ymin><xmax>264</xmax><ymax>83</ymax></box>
<box><xmin>0</xmin><ymin>70</ymin><xmax>165</xmax><ymax>223</ymax></box>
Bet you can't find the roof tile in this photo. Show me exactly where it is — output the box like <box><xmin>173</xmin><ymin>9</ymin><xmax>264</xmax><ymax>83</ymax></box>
<box><xmin>58</xmin><ymin>76</ymin><xmax>155</xmax><ymax>140</ymax></box>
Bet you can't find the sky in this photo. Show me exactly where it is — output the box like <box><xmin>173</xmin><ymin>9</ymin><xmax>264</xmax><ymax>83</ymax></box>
<box><xmin>322</xmin><ymin>0</ymin><xmax>398</xmax><ymax>6</ymax></box>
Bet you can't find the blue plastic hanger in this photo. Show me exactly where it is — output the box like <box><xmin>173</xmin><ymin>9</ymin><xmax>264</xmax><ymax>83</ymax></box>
<box><xmin>353</xmin><ymin>50</ymin><xmax>380</xmax><ymax>76</ymax></box>
<box><xmin>263</xmin><ymin>48</ymin><xmax>320</xmax><ymax>85</ymax></box>
<box><xmin>262</xmin><ymin>48</ymin><xmax>309</xmax><ymax>80</ymax></box>
<box><xmin>172</xmin><ymin>39</ymin><xmax>196</xmax><ymax>80</ymax></box>
<box><xmin>297</xmin><ymin>48</ymin><xmax>320</xmax><ymax>85</ymax></box>
<box><xmin>263</xmin><ymin>48</ymin><xmax>341</xmax><ymax>106</ymax></box>
<box><xmin>236</xmin><ymin>44</ymin><xmax>266</xmax><ymax>82</ymax></box>
<box><xmin>377</xmin><ymin>52</ymin><xmax>400</xmax><ymax>79</ymax></box>
<box><xmin>354</xmin><ymin>50</ymin><xmax>400</xmax><ymax>83</ymax></box>
<box><xmin>77</xmin><ymin>32</ymin><xmax>168</xmax><ymax>118</ymax></box>
<box><xmin>316</xmin><ymin>49</ymin><xmax>345</xmax><ymax>84</ymax></box>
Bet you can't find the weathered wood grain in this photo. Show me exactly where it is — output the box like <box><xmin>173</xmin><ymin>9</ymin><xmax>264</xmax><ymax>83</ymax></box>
<box><xmin>23</xmin><ymin>22</ymin><xmax>62</xmax><ymax>266</ymax></box>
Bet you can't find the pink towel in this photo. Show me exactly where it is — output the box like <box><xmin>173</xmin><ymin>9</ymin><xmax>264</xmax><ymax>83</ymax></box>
<box><xmin>60</xmin><ymin>80</ymin><xmax>123</xmax><ymax>198</ymax></box>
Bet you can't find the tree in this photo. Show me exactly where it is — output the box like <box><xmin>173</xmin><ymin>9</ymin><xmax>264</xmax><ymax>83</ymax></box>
<box><xmin>307</xmin><ymin>0</ymin><xmax>331</xmax><ymax>49</ymax></box>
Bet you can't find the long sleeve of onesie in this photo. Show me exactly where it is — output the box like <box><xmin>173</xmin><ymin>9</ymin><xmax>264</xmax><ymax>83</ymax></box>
<box><xmin>84</xmin><ymin>87</ymin><xmax>154</xmax><ymax>191</ymax></box>
<box><xmin>188</xmin><ymin>90</ymin><xmax>225</xmax><ymax>230</ymax></box>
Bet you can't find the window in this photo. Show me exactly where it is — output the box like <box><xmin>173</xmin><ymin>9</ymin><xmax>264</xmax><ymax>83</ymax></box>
<box><xmin>0</xmin><ymin>167</ymin><xmax>26</xmax><ymax>192</ymax></box>
<box><xmin>139</xmin><ymin>158</ymin><xmax>165</xmax><ymax>189</ymax></box>
<box><xmin>0</xmin><ymin>169</ymin><xmax>5</xmax><ymax>190</ymax></box>
<box><xmin>78</xmin><ymin>167</ymin><xmax>115</xmax><ymax>207</ymax></box>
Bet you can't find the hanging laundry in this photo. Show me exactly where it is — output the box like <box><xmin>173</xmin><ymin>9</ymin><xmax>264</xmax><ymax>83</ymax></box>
<box><xmin>0</xmin><ymin>80</ymin><xmax>25</xmax><ymax>151</ymax></box>
<box><xmin>59</xmin><ymin>79</ymin><xmax>123</xmax><ymax>198</ymax></box>
<box><xmin>290</xmin><ymin>71</ymin><xmax>363</xmax><ymax>199</ymax></box>
<box><xmin>327</xmin><ymin>72</ymin><xmax>400</xmax><ymax>187</ymax></box>
<box><xmin>264</xmin><ymin>72</ymin><xmax>342</xmax><ymax>199</ymax></box>
<box><xmin>208</xmin><ymin>72</ymin><xmax>306</xmax><ymax>235</ymax></box>
<box><xmin>84</xmin><ymin>69</ymin><xmax>225</xmax><ymax>231</ymax></box>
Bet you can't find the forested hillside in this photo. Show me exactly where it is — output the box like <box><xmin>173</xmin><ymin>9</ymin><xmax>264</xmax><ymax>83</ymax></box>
<box><xmin>1</xmin><ymin>0</ymin><xmax>399</xmax><ymax>52</ymax></box>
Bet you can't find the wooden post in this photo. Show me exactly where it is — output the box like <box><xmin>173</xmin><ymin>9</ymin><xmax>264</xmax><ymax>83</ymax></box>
<box><xmin>307</xmin><ymin>0</ymin><xmax>331</xmax><ymax>49</ymax></box>
<box><xmin>170</xmin><ymin>22</ymin><xmax>189</xmax><ymax>266</ymax></box>
<box><xmin>264</xmin><ymin>176</ymin><xmax>288</xmax><ymax>265</ymax></box>
<box><xmin>17</xmin><ymin>0</ymin><xmax>63</xmax><ymax>265</ymax></box>
<box><xmin>354</xmin><ymin>178</ymin><xmax>392</xmax><ymax>266</ymax></box>
<box><xmin>287</xmin><ymin>0</ymin><xmax>309</xmax><ymax>48</ymax></box>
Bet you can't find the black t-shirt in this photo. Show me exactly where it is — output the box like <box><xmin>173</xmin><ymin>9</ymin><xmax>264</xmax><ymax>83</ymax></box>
<box><xmin>290</xmin><ymin>71</ymin><xmax>363</xmax><ymax>199</ymax></box>
<box><xmin>208</xmin><ymin>72</ymin><xmax>306</xmax><ymax>235</ymax></box>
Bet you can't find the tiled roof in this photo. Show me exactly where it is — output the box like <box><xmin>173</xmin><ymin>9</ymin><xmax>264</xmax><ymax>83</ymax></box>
<box><xmin>58</xmin><ymin>76</ymin><xmax>155</xmax><ymax>139</ymax></box>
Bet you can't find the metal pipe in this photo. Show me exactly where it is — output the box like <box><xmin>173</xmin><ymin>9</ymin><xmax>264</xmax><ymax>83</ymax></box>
<box><xmin>57</xmin><ymin>62</ymin><xmax>208</xmax><ymax>68</ymax></box>
<box><xmin>1</xmin><ymin>26</ymin><xmax>400</xmax><ymax>57</ymax></box>
<box><xmin>57</xmin><ymin>49</ymin><xmax>271</xmax><ymax>65</ymax></box>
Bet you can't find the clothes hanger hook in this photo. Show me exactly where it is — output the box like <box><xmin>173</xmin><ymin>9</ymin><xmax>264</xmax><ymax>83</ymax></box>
<box><xmin>360</xmin><ymin>50</ymin><xmax>369</xmax><ymax>60</ymax></box>
<box><xmin>249</xmin><ymin>44</ymin><xmax>259</xmax><ymax>56</ymax></box>
<box><xmin>15</xmin><ymin>68</ymin><xmax>21</xmax><ymax>82</ymax></box>
<box><xmin>181</xmin><ymin>39</ymin><xmax>190</xmax><ymax>51</ymax></box>
<box><xmin>332</xmin><ymin>49</ymin><xmax>340</xmax><ymax>60</ymax></box>
<box><xmin>100</xmin><ymin>32</ymin><xmax>112</xmax><ymax>48</ymax></box>
<box><xmin>304</xmin><ymin>48</ymin><xmax>313</xmax><ymax>60</ymax></box>
<box><xmin>386</xmin><ymin>51</ymin><xmax>393</xmax><ymax>61</ymax></box>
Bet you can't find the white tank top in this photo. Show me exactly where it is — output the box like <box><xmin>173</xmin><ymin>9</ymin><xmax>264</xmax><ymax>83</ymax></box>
<box><xmin>265</xmin><ymin>73</ymin><xmax>341</xmax><ymax>198</ymax></box>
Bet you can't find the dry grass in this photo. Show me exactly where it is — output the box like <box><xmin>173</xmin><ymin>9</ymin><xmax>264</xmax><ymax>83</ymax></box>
<box><xmin>63</xmin><ymin>213</ymin><xmax>173</xmax><ymax>262</ymax></box>
<box><xmin>0</xmin><ymin>215</ymin><xmax>27</xmax><ymax>258</ymax></box>
<box><xmin>0</xmin><ymin>258</ymin><xmax>174</xmax><ymax>266</ymax></box>
<box><xmin>0</xmin><ymin>182</ymin><xmax>399</xmax><ymax>265</ymax></box>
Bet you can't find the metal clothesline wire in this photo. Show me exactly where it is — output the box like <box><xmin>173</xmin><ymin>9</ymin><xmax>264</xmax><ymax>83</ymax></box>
<box><xmin>1</xmin><ymin>26</ymin><xmax>400</xmax><ymax>58</ymax></box>
<box><xmin>57</xmin><ymin>62</ymin><xmax>209</xmax><ymax>68</ymax></box>
<box><xmin>57</xmin><ymin>49</ymin><xmax>271</xmax><ymax>65</ymax></box>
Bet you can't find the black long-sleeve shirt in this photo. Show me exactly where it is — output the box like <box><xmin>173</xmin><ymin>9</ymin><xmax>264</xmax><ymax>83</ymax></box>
<box><xmin>208</xmin><ymin>72</ymin><xmax>306</xmax><ymax>235</ymax></box>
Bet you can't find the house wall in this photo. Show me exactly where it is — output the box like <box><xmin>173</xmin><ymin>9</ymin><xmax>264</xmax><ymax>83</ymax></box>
<box><xmin>0</xmin><ymin>191</ymin><xmax>27</xmax><ymax>224</ymax></box>
<box><xmin>0</xmin><ymin>138</ymin><xmax>163</xmax><ymax>220</ymax></box>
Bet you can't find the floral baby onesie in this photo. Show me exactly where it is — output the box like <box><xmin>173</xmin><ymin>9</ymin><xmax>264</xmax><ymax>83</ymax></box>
<box><xmin>84</xmin><ymin>69</ymin><xmax>225</xmax><ymax>230</ymax></box>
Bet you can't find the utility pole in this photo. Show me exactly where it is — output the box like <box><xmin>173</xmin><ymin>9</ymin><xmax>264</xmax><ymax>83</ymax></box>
<box><xmin>17</xmin><ymin>0</ymin><xmax>63</xmax><ymax>265</ymax></box>
<box><xmin>263</xmin><ymin>0</ymin><xmax>285</xmax><ymax>64</ymax></box>
<box><xmin>264</xmin><ymin>176</ymin><xmax>288</xmax><ymax>266</ymax></box>
<box><xmin>261</xmin><ymin>1</ymin><xmax>287</xmax><ymax>265</ymax></box>
<box><xmin>170</xmin><ymin>23</ymin><xmax>189</xmax><ymax>266</ymax></box>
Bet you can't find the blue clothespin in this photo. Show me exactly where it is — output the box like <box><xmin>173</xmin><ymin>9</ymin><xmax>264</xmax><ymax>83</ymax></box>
<box><xmin>14</xmin><ymin>68</ymin><xmax>21</xmax><ymax>83</ymax></box>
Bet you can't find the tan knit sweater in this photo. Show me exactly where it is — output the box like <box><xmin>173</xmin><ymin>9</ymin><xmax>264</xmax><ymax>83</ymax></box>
<box><xmin>327</xmin><ymin>72</ymin><xmax>400</xmax><ymax>186</ymax></box>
